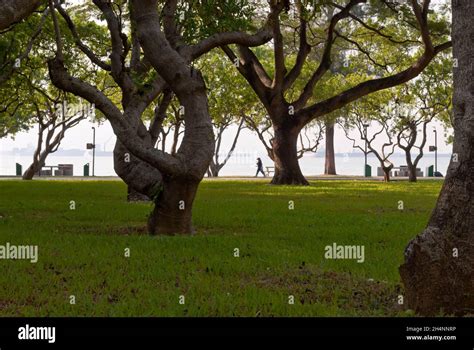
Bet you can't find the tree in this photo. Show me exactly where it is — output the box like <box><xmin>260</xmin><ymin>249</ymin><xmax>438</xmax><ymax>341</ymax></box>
<box><xmin>395</xmin><ymin>102</ymin><xmax>432</xmax><ymax>182</ymax></box>
<box><xmin>222</xmin><ymin>0</ymin><xmax>451</xmax><ymax>185</ymax></box>
<box><xmin>47</xmin><ymin>0</ymin><xmax>283</xmax><ymax>234</ymax></box>
<box><xmin>0</xmin><ymin>6</ymin><xmax>49</xmax><ymax>138</ymax></box>
<box><xmin>154</xmin><ymin>100</ymin><xmax>184</xmax><ymax>156</ymax></box>
<box><xmin>22</xmin><ymin>98</ymin><xmax>88</xmax><ymax>180</ymax></box>
<box><xmin>341</xmin><ymin>95</ymin><xmax>397</xmax><ymax>182</ymax></box>
<box><xmin>208</xmin><ymin>116</ymin><xmax>245</xmax><ymax>177</ymax></box>
<box><xmin>0</xmin><ymin>2</ymin><xmax>89</xmax><ymax>178</ymax></box>
<box><xmin>243</xmin><ymin>111</ymin><xmax>275</xmax><ymax>161</ymax></box>
<box><xmin>399</xmin><ymin>0</ymin><xmax>474</xmax><ymax>316</ymax></box>
<box><xmin>244</xmin><ymin>111</ymin><xmax>324</xmax><ymax>164</ymax></box>
<box><xmin>394</xmin><ymin>61</ymin><xmax>452</xmax><ymax>182</ymax></box>
<box><xmin>201</xmin><ymin>53</ymin><xmax>250</xmax><ymax>177</ymax></box>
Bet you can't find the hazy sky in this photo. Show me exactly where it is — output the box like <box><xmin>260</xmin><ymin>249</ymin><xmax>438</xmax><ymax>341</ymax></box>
<box><xmin>0</xmin><ymin>116</ymin><xmax>452</xmax><ymax>157</ymax></box>
<box><xmin>0</xmin><ymin>0</ymin><xmax>453</xmax><ymax>158</ymax></box>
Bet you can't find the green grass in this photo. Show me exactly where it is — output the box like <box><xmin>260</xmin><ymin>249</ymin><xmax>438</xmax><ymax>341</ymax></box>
<box><xmin>0</xmin><ymin>179</ymin><xmax>442</xmax><ymax>316</ymax></box>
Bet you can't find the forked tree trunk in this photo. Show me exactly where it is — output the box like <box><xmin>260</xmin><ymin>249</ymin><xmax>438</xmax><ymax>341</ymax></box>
<box><xmin>113</xmin><ymin>135</ymin><xmax>198</xmax><ymax>234</ymax></box>
<box><xmin>208</xmin><ymin>161</ymin><xmax>220</xmax><ymax>177</ymax></box>
<box><xmin>46</xmin><ymin>0</ymin><xmax>217</xmax><ymax>236</ymax></box>
<box><xmin>114</xmin><ymin>138</ymin><xmax>163</xmax><ymax>202</ymax></box>
<box><xmin>399</xmin><ymin>1</ymin><xmax>474</xmax><ymax>316</ymax></box>
<box><xmin>324</xmin><ymin>121</ymin><xmax>337</xmax><ymax>175</ymax></box>
<box><xmin>271</xmin><ymin>124</ymin><xmax>309</xmax><ymax>185</ymax></box>
<box><xmin>111</xmin><ymin>84</ymin><xmax>212</xmax><ymax>235</ymax></box>
<box><xmin>381</xmin><ymin>165</ymin><xmax>393</xmax><ymax>182</ymax></box>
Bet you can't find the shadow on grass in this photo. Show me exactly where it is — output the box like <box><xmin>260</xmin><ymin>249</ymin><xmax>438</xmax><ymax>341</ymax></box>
<box><xmin>255</xmin><ymin>264</ymin><xmax>406</xmax><ymax>316</ymax></box>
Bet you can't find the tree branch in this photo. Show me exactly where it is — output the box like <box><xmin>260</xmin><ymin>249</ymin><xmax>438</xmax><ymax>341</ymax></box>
<box><xmin>56</xmin><ymin>3</ymin><xmax>111</xmax><ymax>71</ymax></box>
<box><xmin>283</xmin><ymin>0</ymin><xmax>311</xmax><ymax>91</ymax></box>
<box><xmin>298</xmin><ymin>40</ymin><xmax>452</xmax><ymax>125</ymax></box>
<box><xmin>293</xmin><ymin>0</ymin><xmax>366</xmax><ymax>111</ymax></box>
<box><xmin>48</xmin><ymin>57</ymin><xmax>183</xmax><ymax>175</ymax></box>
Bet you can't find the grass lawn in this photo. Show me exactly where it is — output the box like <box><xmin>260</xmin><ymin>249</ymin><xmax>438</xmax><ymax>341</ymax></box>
<box><xmin>0</xmin><ymin>179</ymin><xmax>442</xmax><ymax>316</ymax></box>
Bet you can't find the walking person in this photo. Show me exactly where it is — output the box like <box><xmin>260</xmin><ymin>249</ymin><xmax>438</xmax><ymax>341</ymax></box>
<box><xmin>255</xmin><ymin>157</ymin><xmax>266</xmax><ymax>177</ymax></box>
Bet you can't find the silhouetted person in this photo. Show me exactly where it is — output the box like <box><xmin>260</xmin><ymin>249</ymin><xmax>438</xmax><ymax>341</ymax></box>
<box><xmin>255</xmin><ymin>157</ymin><xmax>266</xmax><ymax>177</ymax></box>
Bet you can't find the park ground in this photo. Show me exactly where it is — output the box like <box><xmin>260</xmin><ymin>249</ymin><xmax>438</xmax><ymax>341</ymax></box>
<box><xmin>0</xmin><ymin>179</ymin><xmax>443</xmax><ymax>316</ymax></box>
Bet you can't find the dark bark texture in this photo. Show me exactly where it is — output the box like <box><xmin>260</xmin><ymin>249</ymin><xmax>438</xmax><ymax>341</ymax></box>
<box><xmin>382</xmin><ymin>165</ymin><xmax>393</xmax><ymax>183</ymax></box>
<box><xmin>0</xmin><ymin>0</ymin><xmax>43</xmax><ymax>30</ymax></box>
<box><xmin>270</xmin><ymin>122</ymin><xmax>308</xmax><ymax>185</ymax></box>
<box><xmin>406</xmin><ymin>156</ymin><xmax>418</xmax><ymax>183</ymax></box>
<box><xmin>399</xmin><ymin>0</ymin><xmax>474</xmax><ymax>316</ymax></box>
<box><xmin>147</xmin><ymin>177</ymin><xmax>199</xmax><ymax>235</ymax></box>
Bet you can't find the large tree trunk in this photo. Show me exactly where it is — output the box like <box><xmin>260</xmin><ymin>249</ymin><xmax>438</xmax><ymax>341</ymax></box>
<box><xmin>399</xmin><ymin>1</ymin><xmax>474</xmax><ymax>316</ymax></box>
<box><xmin>112</xmin><ymin>90</ymin><xmax>212</xmax><ymax>235</ymax></box>
<box><xmin>271</xmin><ymin>124</ymin><xmax>309</xmax><ymax>185</ymax></box>
<box><xmin>324</xmin><ymin>121</ymin><xmax>337</xmax><ymax>175</ymax></box>
<box><xmin>147</xmin><ymin>177</ymin><xmax>199</xmax><ymax>235</ymax></box>
<box><xmin>22</xmin><ymin>126</ymin><xmax>44</xmax><ymax>180</ymax></box>
<box><xmin>114</xmin><ymin>139</ymin><xmax>197</xmax><ymax>233</ymax></box>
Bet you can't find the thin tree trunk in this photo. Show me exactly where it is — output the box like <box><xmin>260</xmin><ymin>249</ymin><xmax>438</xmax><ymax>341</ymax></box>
<box><xmin>407</xmin><ymin>164</ymin><xmax>417</xmax><ymax>182</ymax></box>
<box><xmin>405</xmin><ymin>152</ymin><xmax>417</xmax><ymax>182</ymax></box>
<box><xmin>399</xmin><ymin>1</ymin><xmax>474</xmax><ymax>316</ymax></box>
<box><xmin>22</xmin><ymin>125</ymin><xmax>44</xmax><ymax>180</ymax></box>
<box><xmin>161</xmin><ymin>133</ymin><xmax>167</xmax><ymax>152</ymax></box>
<box><xmin>383</xmin><ymin>167</ymin><xmax>391</xmax><ymax>182</ymax></box>
<box><xmin>208</xmin><ymin>161</ymin><xmax>220</xmax><ymax>177</ymax></box>
<box><xmin>270</xmin><ymin>124</ymin><xmax>309</xmax><ymax>185</ymax></box>
<box><xmin>170</xmin><ymin>122</ymin><xmax>180</xmax><ymax>156</ymax></box>
<box><xmin>324</xmin><ymin>121</ymin><xmax>337</xmax><ymax>175</ymax></box>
